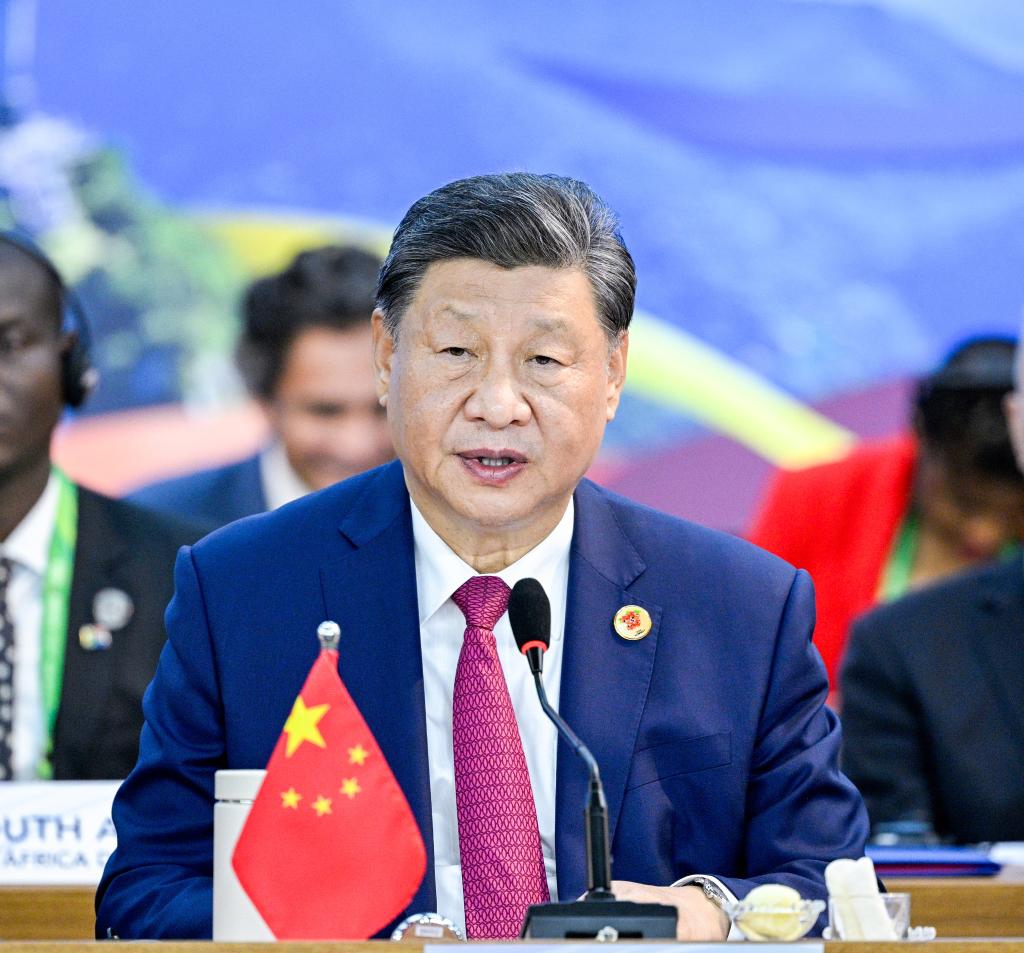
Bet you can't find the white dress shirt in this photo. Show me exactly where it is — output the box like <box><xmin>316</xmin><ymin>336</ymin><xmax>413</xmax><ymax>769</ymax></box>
<box><xmin>258</xmin><ymin>441</ymin><xmax>313</xmax><ymax>511</ymax></box>
<box><xmin>0</xmin><ymin>472</ymin><xmax>60</xmax><ymax>780</ymax></box>
<box><xmin>411</xmin><ymin>497</ymin><xmax>572</xmax><ymax>934</ymax></box>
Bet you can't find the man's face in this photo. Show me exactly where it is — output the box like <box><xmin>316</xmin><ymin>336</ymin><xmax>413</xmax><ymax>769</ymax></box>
<box><xmin>0</xmin><ymin>258</ymin><xmax>68</xmax><ymax>480</ymax></box>
<box><xmin>264</xmin><ymin>324</ymin><xmax>393</xmax><ymax>491</ymax></box>
<box><xmin>372</xmin><ymin>259</ymin><xmax>627</xmax><ymax>546</ymax></box>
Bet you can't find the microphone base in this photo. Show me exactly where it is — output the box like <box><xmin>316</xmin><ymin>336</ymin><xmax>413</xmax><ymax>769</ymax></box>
<box><xmin>520</xmin><ymin>899</ymin><xmax>678</xmax><ymax>940</ymax></box>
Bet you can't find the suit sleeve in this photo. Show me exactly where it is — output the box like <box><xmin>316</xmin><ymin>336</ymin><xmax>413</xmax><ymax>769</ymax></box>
<box><xmin>95</xmin><ymin>546</ymin><xmax>223</xmax><ymax>939</ymax></box>
<box><xmin>840</xmin><ymin>610</ymin><xmax>934</xmax><ymax>832</ymax></box>
<box><xmin>717</xmin><ymin>569</ymin><xmax>869</xmax><ymax>904</ymax></box>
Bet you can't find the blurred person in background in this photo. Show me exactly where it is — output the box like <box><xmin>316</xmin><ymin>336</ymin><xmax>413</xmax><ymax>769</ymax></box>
<box><xmin>841</xmin><ymin>329</ymin><xmax>1024</xmax><ymax>844</ymax></box>
<box><xmin>748</xmin><ymin>336</ymin><xmax>1024</xmax><ymax>701</ymax></box>
<box><xmin>0</xmin><ymin>233</ymin><xmax>199</xmax><ymax>780</ymax></box>
<box><xmin>130</xmin><ymin>245</ymin><xmax>393</xmax><ymax>528</ymax></box>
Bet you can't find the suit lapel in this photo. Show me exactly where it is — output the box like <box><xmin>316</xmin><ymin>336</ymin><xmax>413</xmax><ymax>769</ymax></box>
<box><xmin>55</xmin><ymin>489</ymin><xmax>126</xmax><ymax>774</ymax></box>
<box><xmin>971</xmin><ymin>557</ymin><xmax>1024</xmax><ymax>747</ymax></box>
<box><xmin>318</xmin><ymin>462</ymin><xmax>437</xmax><ymax>914</ymax></box>
<box><xmin>555</xmin><ymin>481</ymin><xmax>661</xmax><ymax>899</ymax></box>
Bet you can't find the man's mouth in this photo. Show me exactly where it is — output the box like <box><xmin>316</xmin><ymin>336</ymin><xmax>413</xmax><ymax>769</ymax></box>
<box><xmin>457</xmin><ymin>449</ymin><xmax>527</xmax><ymax>484</ymax></box>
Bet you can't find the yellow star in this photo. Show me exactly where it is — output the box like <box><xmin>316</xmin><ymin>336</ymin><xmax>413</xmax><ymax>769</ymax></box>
<box><xmin>280</xmin><ymin>787</ymin><xmax>302</xmax><ymax>809</ymax></box>
<box><xmin>312</xmin><ymin>795</ymin><xmax>333</xmax><ymax>816</ymax></box>
<box><xmin>340</xmin><ymin>777</ymin><xmax>362</xmax><ymax>799</ymax></box>
<box><xmin>348</xmin><ymin>744</ymin><xmax>369</xmax><ymax>766</ymax></box>
<box><xmin>282</xmin><ymin>695</ymin><xmax>329</xmax><ymax>757</ymax></box>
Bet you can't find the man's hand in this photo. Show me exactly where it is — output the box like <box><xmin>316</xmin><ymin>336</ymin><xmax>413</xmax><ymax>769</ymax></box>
<box><xmin>610</xmin><ymin>880</ymin><xmax>730</xmax><ymax>941</ymax></box>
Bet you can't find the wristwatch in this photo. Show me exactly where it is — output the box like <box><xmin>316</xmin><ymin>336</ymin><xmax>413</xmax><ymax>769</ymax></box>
<box><xmin>690</xmin><ymin>876</ymin><xmax>729</xmax><ymax>912</ymax></box>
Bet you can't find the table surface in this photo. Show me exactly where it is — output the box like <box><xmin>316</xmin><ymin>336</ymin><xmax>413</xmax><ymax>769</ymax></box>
<box><xmin>0</xmin><ymin>944</ymin><xmax>1023</xmax><ymax>952</ymax></box>
<box><xmin>0</xmin><ymin>869</ymin><xmax>1021</xmax><ymax>943</ymax></box>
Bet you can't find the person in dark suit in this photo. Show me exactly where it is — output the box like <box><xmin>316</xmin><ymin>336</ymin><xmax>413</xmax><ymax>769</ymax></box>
<box><xmin>131</xmin><ymin>454</ymin><xmax>263</xmax><ymax>530</ymax></box>
<box><xmin>129</xmin><ymin>246</ymin><xmax>394</xmax><ymax>528</ymax></box>
<box><xmin>49</xmin><ymin>485</ymin><xmax>201</xmax><ymax>779</ymax></box>
<box><xmin>842</xmin><ymin>341</ymin><xmax>1024</xmax><ymax>844</ymax></box>
<box><xmin>0</xmin><ymin>234</ymin><xmax>201</xmax><ymax>781</ymax></box>
<box><xmin>841</xmin><ymin>558</ymin><xmax>1024</xmax><ymax>843</ymax></box>
<box><xmin>97</xmin><ymin>174</ymin><xmax>868</xmax><ymax>941</ymax></box>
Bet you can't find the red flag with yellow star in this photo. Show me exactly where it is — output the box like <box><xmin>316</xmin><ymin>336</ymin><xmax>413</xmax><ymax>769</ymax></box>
<box><xmin>231</xmin><ymin>646</ymin><xmax>426</xmax><ymax>939</ymax></box>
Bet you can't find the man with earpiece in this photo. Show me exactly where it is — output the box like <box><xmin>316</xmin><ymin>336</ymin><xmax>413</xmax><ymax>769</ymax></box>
<box><xmin>0</xmin><ymin>233</ymin><xmax>202</xmax><ymax>781</ymax></box>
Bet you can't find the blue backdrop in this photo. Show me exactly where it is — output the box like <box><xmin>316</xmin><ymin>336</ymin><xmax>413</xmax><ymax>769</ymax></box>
<box><xmin>3</xmin><ymin>0</ymin><xmax>1024</xmax><ymax>525</ymax></box>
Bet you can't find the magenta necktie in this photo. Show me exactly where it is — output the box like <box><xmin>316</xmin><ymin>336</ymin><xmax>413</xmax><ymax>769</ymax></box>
<box><xmin>451</xmin><ymin>575</ymin><xmax>550</xmax><ymax>939</ymax></box>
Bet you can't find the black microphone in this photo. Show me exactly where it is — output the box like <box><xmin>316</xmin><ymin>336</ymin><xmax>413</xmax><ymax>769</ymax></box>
<box><xmin>508</xmin><ymin>578</ymin><xmax>677</xmax><ymax>939</ymax></box>
<box><xmin>508</xmin><ymin>576</ymin><xmax>551</xmax><ymax>676</ymax></box>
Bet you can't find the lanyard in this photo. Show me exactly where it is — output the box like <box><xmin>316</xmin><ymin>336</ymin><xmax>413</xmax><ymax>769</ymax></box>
<box><xmin>878</xmin><ymin>512</ymin><xmax>918</xmax><ymax>603</ymax></box>
<box><xmin>37</xmin><ymin>469</ymin><xmax>78</xmax><ymax>779</ymax></box>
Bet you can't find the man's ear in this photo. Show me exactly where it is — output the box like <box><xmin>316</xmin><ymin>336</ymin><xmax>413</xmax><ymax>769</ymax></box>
<box><xmin>605</xmin><ymin>331</ymin><xmax>629</xmax><ymax>422</ymax></box>
<box><xmin>371</xmin><ymin>309</ymin><xmax>394</xmax><ymax>402</ymax></box>
<box><xmin>59</xmin><ymin>328</ymin><xmax>77</xmax><ymax>357</ymax></box>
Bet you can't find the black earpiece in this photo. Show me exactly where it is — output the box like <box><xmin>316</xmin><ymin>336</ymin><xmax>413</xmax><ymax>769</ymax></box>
<box><xmin>0</xmin><ymin>230</ymin><xmax>98</xmax><ymax>407</ymax></box>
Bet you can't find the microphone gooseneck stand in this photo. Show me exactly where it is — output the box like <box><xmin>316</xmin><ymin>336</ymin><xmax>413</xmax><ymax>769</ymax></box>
<box><xmin>530</xmin><ymin>670</ymin><xmax>612</xmax><ymax>900</ymax></box>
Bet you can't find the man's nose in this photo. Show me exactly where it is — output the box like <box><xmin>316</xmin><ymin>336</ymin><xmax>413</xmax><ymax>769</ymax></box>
<box><xmin>464</xmin><ymin>361</ymin><xmax>531</xmax><ymax>429</ymax></box>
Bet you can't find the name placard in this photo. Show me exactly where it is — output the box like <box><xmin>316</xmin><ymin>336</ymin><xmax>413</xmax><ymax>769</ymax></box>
<box><xmin>0</xmin><ymin>781</ymin><xmax>119</xmax><ymax>885</ymax></box>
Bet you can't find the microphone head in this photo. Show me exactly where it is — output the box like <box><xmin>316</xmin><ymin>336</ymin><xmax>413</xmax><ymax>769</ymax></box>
<box><xmin>509</xmin><ymin>577</ymin><xmax>551</xmax><ymax>655</ymax></box>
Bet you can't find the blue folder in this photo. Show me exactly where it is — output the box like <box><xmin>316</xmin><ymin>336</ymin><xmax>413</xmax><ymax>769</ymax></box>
<box><xmin>867</xmin><ymin>845</ymin><xmax>1002</xmax><ymax>877</ymax></box>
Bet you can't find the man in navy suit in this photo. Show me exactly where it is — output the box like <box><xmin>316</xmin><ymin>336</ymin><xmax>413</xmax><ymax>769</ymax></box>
<box><xmin>129</xmin><ymin>246</ymin><xmax>394</xmax><ymax>528</ymax></box>
<box><xmin>841</xmin><ymin>328</ymin><xmax>1024</xmax><ymax>845</ymax></box>
<box><xmin>97</xmin><ymin>173</ymin><xmax>868</xmax><ymax>940</ymax></box>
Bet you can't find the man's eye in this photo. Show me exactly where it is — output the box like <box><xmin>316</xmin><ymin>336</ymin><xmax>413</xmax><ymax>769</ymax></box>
<box><xmin>531</xmin><ymin>355</ymin><xmax>559</xmax><ymax>366</ymax></box>
<box><xmin>306</xmin><ymin>403</ymin><xmax>346</xmax><ymax>418</ymax></box>
<box><xmin>442</xmin><ymin>347</ymin><xmax>469</xmax><ymax>357</ymax></box>
<box><xmin>0</xmin><ymin>329</ymin><xmax>30</xmax><ymax>354</ymax></box>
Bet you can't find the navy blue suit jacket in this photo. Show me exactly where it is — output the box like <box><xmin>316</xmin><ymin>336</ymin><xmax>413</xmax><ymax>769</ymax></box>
<box><xmin>97</xmin><ymin>461</ymin><xmax>867</xmax><ymax>938</ymax></box>
<box><xmin>128</xmin><ymin>453</ymin><xmax>266</xmax><ymax>531</ymax></box>
<box><xmin>842</xmin><ymin>556</ymin><xmax>1024</xmax><ymax>843</ymax></box>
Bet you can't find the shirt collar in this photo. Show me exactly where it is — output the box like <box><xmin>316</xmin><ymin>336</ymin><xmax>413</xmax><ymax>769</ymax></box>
<box><xmin>1</xmin><ymin>470</ymin><xmax>60</xmax><ymax>577</ymax></box>
<box><xmin>258</xmin><ymin>440</ymin><xmax>314</xmax><ymax>510</ymax></box>
<box><xmin>410</xmin><ymin>494</ymin><xmax>575</xmax><ymax>631</ymax></box>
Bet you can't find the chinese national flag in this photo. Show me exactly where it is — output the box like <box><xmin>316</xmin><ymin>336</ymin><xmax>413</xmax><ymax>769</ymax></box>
<box><xmin>232</xmin><ymin>647</ymin><xmax>426</xmax><ymax>939</ymax></box>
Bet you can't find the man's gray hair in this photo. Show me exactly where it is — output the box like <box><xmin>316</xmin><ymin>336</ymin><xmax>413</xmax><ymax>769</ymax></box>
<box><xmin>376</xmin><ymin>172</ymin><xmax>636</xmax><ymax>339</ymax></box>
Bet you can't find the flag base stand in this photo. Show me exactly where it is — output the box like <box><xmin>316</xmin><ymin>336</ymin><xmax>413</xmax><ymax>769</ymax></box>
<box><xmin>520</xmin><ymin>900</ymin><xmax>678</xmax><ymax>939</ymax></box>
